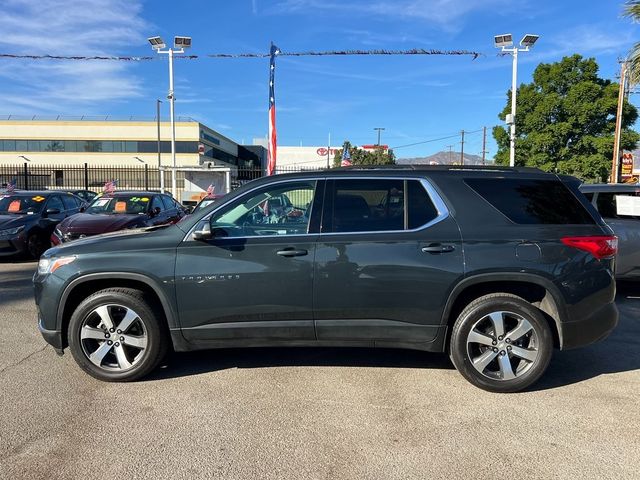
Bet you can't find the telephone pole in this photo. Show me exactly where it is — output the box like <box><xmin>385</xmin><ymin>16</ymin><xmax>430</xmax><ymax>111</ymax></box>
<box><xmin>374</xmin><ymin>127</ymin><xmax>385</xmax><ymax>146</ymax></box>
<box><xmin>611</xmin><ymin>61</ymin><xmax>628</xmax><ymax>184</ymax></box>
<box><xmin>460</xmin><ymin>130</ymin><xmax>465</xmax><ymax>165</ymax></box>
<box><xmin>481</xmin><ymin>126</ymin><xmax>487</xmax><ymax>165</ymax></box>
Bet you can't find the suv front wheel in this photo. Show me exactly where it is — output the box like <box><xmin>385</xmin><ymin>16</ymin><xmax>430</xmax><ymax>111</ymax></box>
<box><xmin>450</xmin><ymin>293</ymin><xmax>553</xmax><ymax>393</ymax></box>
<box><xmin>67</xmin><ymin>288</ymin><xmax>168</xmax><ymax>381</ymax></box>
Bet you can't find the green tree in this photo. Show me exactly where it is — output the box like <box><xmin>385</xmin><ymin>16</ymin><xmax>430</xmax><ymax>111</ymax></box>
<box><xmin>332</xmin><ymin>141</ymin><xmax>396</xmax><ymax>167</ymax></box>
<box><xmin>493</xmin><ymin>54</ymin><xmax>639</xmax><ymax>182</ymax></box>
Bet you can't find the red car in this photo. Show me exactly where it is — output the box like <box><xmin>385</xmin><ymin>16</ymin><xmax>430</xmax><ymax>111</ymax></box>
<box><xmin>52</xmin><ymin>191</ymin><xmax>186</xmax><ymax>244</ymax></box>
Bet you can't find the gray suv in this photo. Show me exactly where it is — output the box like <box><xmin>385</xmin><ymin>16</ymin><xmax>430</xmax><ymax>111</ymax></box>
<box><xmin>34</xmin><ymin>166</ymin><xmax>618</xmax><ymax>392</ymax></box>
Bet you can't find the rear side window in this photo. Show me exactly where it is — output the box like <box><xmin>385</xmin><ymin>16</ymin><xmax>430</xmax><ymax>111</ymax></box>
<box><xmin>326</xmin><ymin>179</ymin><xmax>439</xmax><ymax>233</ymax></box>
<box><xmin>465</xmin><ymin>178</ymin><xmax>595</xmax><ymax>225</ymax></box>
<box><xmin>161</xmin><ymin>195</ymin><xmax>176</xmax><ymax>211</ymax></box>
<box><xmin>61</xmin><ymin>195</ymin><xmax>78</xmax><ymax>210</ymax></box>
<box><xmin>596</xmin><ymin>192</ymin><xmax>640</xmax><ymax>219</ymax></box>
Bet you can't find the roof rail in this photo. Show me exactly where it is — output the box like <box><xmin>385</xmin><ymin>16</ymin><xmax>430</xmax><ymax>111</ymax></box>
<box><xmin>336</xmin><ymin>164</ymin><xmax>542</xmax><ymax>173</ymax></box>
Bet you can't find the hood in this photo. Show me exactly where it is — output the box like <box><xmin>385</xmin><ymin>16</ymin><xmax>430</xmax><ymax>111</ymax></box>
<box><xmin>0</xmin><ymin>214</ymin><xmax>31</xmax><ymax>230</ymax></box>
<box><xmin>58</xmin><ymin>213</ymin><xmax>144</xmax><ymax>235</ymax></box>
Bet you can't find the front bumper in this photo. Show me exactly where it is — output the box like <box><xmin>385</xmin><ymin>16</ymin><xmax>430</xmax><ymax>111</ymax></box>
<box><xmin>0</xmin><ymin>234</ymin><xmax>27</xmax><ymax>256</ymax></box>
<box><xmin>38</xmin><ymin>316</ymin><xmax>64</xmax><ymax>354</ymax></box>
<box><xmin>560</xmin><ymin>301</ymin><xmax>618</xmax><ymax>350</ymax></box>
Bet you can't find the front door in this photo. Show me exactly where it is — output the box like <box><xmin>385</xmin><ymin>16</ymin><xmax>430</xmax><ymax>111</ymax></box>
<box><xmin>176</xmin><ymin>179</ymin><xmax>322</xmax><ymax>344</ymax></box>
<box><xmin>313</xmin><ymin>177</ymin><xmax>464</xmax><ymax>345</ymax></box>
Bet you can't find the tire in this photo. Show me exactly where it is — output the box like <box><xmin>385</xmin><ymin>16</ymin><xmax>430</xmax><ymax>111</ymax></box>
<box><xmin>26</xmin><ymin>232</ymin><xmax>49</xmax><ymax>259</ymax></box>
<box><xmin>449</xmin><ymin>293</ymin><xmax>553</xmax><ymax>393</ymax></box>
<box><xmin>67</xmin><ymin>288</ymin><xmax>169</xmax><ymax>382</ymax></box>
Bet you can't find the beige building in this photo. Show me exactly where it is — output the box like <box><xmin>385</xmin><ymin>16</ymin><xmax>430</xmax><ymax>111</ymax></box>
<box><xmin>0</xmin><ymin>118</ymin><xmax>261</xmax><ymax>169</ymax></box>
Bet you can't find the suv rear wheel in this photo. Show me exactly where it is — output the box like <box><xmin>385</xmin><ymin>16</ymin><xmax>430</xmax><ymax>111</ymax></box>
<box><xmin>67</xmin><ymin>288</ymin><xmax>168</xmax><ymax>381</ymax></box>
<box><xmin>450</xmin><ymin>293</ymin><xmax>553</xmax><ymax>393</ymax></box>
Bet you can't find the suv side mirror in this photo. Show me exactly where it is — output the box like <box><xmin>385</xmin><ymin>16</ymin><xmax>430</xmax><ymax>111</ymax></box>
<box><xmin>44</xmin><ymin>208</ymin><xmax>61</xmax><ymax>217</ymax></box>
<box><xmin>150</xmin><ymin>206</ymin><xmax>162</xmax><ymax>217</ymax></box>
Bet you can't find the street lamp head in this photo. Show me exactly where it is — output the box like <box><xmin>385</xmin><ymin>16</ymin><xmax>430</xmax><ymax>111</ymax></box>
<box><xmin>148</xmin><ymin>36</ymin><xmax>166</xmax><ymax>50</ymax></box>
<box><xmin>494</xmin><ymin>34</ymin><xmax>513</xmax><ymax>48</ymax></box>
<box><xmin>520</xmin><ymin>34</ymin><xmax>539</xmax><ymax>48</ymax></box>
<box><xmin>174</xmin><ymin>36</ymin><xmax>191</xmax><ymax>49</ymax></box>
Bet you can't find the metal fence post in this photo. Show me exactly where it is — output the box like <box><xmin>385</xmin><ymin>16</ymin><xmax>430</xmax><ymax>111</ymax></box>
<box><xmin>84</xmin><ymin>163</ymin><xmax>89</xmax><ymax>190</ymax></box>
<box><xmin>23</xmin><ymin>162</ymin><xmax>29</xmax><ymax>190</ymax></box>
<box><xmin>145</xmin><ymin>164</ymin><xmax>149</xmax><ymax>191</ymax></box>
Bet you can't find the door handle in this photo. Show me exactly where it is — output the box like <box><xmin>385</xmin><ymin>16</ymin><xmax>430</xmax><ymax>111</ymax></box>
<box><xmin>276</xmin><ymin>248</ymin><xmax>308</xmax><ymax>257</ymax></box>
<box><xmin>421</xmin><ymin>244</ymin><xmax>455</xmax><ymax>254</ymax></box>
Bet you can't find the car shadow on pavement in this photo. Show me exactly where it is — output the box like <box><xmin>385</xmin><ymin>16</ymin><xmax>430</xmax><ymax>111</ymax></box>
<box><xmin>148</xmin><ymin>347</ymin><xmax>455</xmax><ymax>381</ymax></box>
<box><xmin>0</xmin><ymin>260</ymin><xmax>38</xmax><ymax>303</ymax></box>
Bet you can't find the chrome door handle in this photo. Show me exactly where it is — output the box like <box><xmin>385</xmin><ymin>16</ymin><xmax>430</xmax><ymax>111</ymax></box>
<box><xmin>276</xmin><ymin>248</ymin><xmax>308</xmax><ymax>257</ymax></box>
<box><xmin>421</xmin><ymin>244</ymin><xmax>455</xmax><ymax>253</ymax></box>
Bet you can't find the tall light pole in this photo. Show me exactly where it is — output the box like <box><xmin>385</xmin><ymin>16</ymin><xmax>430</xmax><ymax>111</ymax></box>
<box><xmin>149</xmin><ymin>35</ymin><xmax>191</xmax><ymax>198</ymax></box>
<box><xmin>374</xmin><ymin>127</ymin><xmax>385</xmax><ymax>146</ymax></box>
<box><xmin>494</xmin><ymin>33</ymin><xmax>540</xmax><ymax>167</ymax></box>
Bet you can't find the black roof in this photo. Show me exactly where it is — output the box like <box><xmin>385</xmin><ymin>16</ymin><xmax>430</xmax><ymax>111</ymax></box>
<box><xmin>2</xmin><ymin>190</ymin><xmax>60</xmax><ymax>196</ymax></box>
<box><xmin>97</xmin><ymin>191</ymin><xmax>160</xmax><ymax>196</ymax></box>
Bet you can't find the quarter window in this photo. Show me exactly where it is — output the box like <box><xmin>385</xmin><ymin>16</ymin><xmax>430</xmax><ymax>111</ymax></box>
<box><xmin>210</xmin><ymin>181</ymin><xmax>316</xmax><ymax>238</ymax></box>
<box><xmin>596</xmin><ymin>192</ymin><xmax>640</xmax><ymax>219</ymax></box>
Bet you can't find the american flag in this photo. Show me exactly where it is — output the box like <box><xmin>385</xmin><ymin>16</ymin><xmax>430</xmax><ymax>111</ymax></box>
<box><xmin>103</xmin><ymin>179</ymin><xmax>117</xmax><ymax>194</ymax></box>
<box><xmin>6</xmin><ymin>178</ymin><xmax>16</xmax><ymax>193</ymax></box>
<box><xmin>341</xmin><ymin>143</ymin><xmax>352</xmax><ymax>167</ymax></box>
<box><xmin>206</xmin><ymin>184</ymin><xmax>215</xmax><ymax>198</ymax></box>
<box><xmin>267</xmin><ymin>42</ymin><xmax>280</xmax><ymax>176</ymax></box>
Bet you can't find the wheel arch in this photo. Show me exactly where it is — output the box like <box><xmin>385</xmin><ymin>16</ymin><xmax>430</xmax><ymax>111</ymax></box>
<box><xmin>57</xmin><ymin>272</ymin><xmax>178</xmax><ymax>349</ymax></box>
<box><xmin>442</xmin><ymin>273</ymin><xmax>567</xmax><ymax>349</ymax></box>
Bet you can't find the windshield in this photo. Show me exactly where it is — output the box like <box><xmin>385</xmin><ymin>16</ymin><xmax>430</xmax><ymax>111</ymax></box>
<box><xmin>86</xmin><ymin>195</ymin><xmax>151</xmax><ymax>215</ymax></box>
<box><xmin>195</xmin><ymin>198</ymin><xmax>217</xmax><ymax>212</ymax></box>
<box><xmin>0</xmin><ymin>195</ymin><xmax>46</xmax><ymax>214</ymax></box>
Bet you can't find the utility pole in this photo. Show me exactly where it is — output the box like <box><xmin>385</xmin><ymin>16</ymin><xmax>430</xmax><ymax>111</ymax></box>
<box><xmin>156</xmin><ymin>99</ymin><xmax>164</xmax><ymax>193</ymax></box>
<box><xmin>460</xmin><ymin>130</ymin><xmax>465</xmax><ymax>165</ymax></box>
<box><xmin>481</xmin><ymin>126</ymin><xmax>487</xmax><ymax>165</ymax></box>
<box><xmin>611</xmin><ymin>61</ymin><xmax>627</xmax><ymax>184</ymax></box>
<box><xmin>447</xmin><ymin>145</ymin><xmax>453</xmax><ymax>164</ymax></box>
<box><xmin>374</xmin><ymin>127</ymin><xmax>385</xmax><ymax>146</ymax></box>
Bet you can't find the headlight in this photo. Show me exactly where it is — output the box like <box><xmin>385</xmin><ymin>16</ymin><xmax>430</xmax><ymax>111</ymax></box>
<box><xmin>37</xmin><ymin>256</ymin><xmax>76</xmax><ymax>275</ymax></box>
<box><xmin>0</xmin><ymin>225</ymin><xmax>25</xmax><ymax>236</ymax></box>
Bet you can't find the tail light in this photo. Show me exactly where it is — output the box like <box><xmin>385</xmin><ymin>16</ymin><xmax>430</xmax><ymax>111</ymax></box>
<box><xmin>561</xmin><ymin>235</ymin><xmax>618</xmax><ymax>259</ymax></box>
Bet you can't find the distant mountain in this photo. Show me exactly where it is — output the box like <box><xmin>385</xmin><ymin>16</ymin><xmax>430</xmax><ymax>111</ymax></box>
<box><xmin>398</xmin><ymin>151</ymin><xmax>490</xmax><ymax>166</ymax></box>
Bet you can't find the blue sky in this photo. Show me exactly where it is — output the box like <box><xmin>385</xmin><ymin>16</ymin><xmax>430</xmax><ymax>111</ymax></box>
<box><xmin>0</xmin><ymin>0</ymin><xmax>638</xmax><ymax>159</ymax></box>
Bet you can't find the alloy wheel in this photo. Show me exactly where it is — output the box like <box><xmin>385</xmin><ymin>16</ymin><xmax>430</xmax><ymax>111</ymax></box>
<box><xmin>465</xmin><ymin>310</ymin><xmax>539</xmax><ymax>381</ymax></box>
<box><xmin>80</xmin><ymin>304</ymin><xmax>148</xmax><ymax>371</ymax></box>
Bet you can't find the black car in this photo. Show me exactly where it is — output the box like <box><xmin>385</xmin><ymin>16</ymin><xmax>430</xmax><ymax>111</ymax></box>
<box><xmin>0</xmin><ymin>191</ymin><xmax>85</xmax><ymax>258</ymax></box>
<box><xmin>34</xmin><ymin>166</ymin><xmax>618</xmax><ymax>392</ymax></box>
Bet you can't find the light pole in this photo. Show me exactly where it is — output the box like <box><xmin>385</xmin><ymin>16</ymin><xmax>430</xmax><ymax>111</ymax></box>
<box><xmin>148</xmin><ymin>35</ymin><xmax>191</xmax><ymax>198</ymax></box>
<box><xmin>494</xmin><ymin>33</ymin><xmax>539</xmax><ymax>167</ymax></box>
<box><xmin>374</xmin><ymin>127</ymin><xmax>385</xmax><ymax>146</ymax></box>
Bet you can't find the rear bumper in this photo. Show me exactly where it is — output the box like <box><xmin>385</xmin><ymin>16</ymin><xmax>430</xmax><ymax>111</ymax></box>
<box><xmin>560</xmin><ymin>301</ymin><xmax>618</xmax><ymax>350</ymax></box>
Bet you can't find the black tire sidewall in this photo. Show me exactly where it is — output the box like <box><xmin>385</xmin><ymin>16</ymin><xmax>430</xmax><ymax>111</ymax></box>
<box><xmin>68</xmin><ymin>290</ymin><xmax>164</xmax><ymax>382</ymax></box>
<box><xmin>450</xmin><ymin>295</ymin><xmax>553</xmax><ymax>393</ymax></box>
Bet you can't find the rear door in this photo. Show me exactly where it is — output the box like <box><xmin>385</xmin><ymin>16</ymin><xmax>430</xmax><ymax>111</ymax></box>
<box><xmin>313</xmin><ymin>177</ymin><xmax>464</xmax><ymax>346</ymax></box>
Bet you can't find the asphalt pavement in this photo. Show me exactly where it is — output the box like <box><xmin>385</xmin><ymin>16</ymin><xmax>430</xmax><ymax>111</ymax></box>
<box><xmin>0</xmin><ymin>260</ymin><xmax>638</xmax><ymax>479</ymax></box>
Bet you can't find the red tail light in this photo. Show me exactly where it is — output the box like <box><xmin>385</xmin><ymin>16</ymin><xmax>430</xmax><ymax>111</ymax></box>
<box><xmin>561</xmin><ymin>235</ymin><xmax>618</xmax><ymax>259</ymax></box>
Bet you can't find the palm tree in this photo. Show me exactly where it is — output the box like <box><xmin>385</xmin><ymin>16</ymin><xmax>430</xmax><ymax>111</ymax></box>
<box><xmin>624</xmin><ymin>1</ymin><xmax>640</xmax><ymax>84</ymax></box>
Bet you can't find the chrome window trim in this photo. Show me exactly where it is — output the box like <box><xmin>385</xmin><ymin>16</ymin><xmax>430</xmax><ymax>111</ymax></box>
<box><xmin>182</xmin><ymin>175</ymin><xmax>450</xmax><ymax>241</ymax></box>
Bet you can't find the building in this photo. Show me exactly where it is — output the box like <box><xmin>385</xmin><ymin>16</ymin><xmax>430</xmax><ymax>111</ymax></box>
<box><xmin>0</xmin><ymin>116</ymin><xmax>262</xmax><ymax>169</ymax></box>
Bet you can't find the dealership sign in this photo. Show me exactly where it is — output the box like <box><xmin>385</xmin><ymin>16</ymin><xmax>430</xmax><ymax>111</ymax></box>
<box><xmin>316</xmin><ymin>147</ymin><xmax>339</xmax><ymax>157</ymax></box>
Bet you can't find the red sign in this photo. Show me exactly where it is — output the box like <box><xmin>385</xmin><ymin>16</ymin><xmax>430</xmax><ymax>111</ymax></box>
<box><xmin>316</xmin><ymin>147</ymin><xmax>339</xmax><ymax>157</ymax></box>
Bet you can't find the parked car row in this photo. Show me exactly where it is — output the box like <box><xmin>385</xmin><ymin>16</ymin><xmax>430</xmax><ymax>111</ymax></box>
<box><xmin>1</xmin><ymin>189</ymin><xmax>222</xmax><ymax>259</ymax></box>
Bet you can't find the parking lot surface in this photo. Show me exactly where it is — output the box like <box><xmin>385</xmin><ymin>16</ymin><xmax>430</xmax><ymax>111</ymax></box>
<box><xmin>1</xmin><ymin>260</ymin><xmax>639</xmax><ymax>479</ymax></box>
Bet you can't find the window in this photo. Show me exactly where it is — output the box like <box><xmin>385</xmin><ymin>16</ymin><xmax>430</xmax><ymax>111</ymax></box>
<box><xmin>61</xmin><ymin>195</ymin><xmax>77</xmax><ymax>211</ymax></box>
<box><xmin>465</xmin><ymin>178</ymin><xmax>595</xmax><ymax>225</ymax></box>
<box><xmin>150</xmin><ymin>196</ymin><xmax>164</xmax><ymax>212</ymax></box>
<box><xmin>408</xmin><ymin>181</ymin><xmax>439</xmax><ymax>229</ymax></box>
<box><xmin>210</xmin><ymin>181</ymin><xmax>316</xmax><ymax>238</ymax></box>
<box><xmin>161</xmin><ymin>195</ymin><xmax>176</xmax><ymax>211</ymax></box>
<box><xmin>596</xmin><ymin>192</ymin><xmax>640</xmax><ymax>219</ymax></box>
<box><xmin>46</xmin><ymin>196</ymin><xmax>64</xmax><ymax>212</ymax></box>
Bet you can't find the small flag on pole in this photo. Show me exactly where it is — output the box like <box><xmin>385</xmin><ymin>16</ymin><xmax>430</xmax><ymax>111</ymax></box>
<box><xmin>267</xmin><ymin>42</ymin><xmax>280</xmax><ymax>176</ymax></box>
<box><xmin>206</xmin><ymin>184</ymin><xmax>215</xmax><ymax>198</ymax></box>
<box><xmin>6</xmin><ymin>178</ymin><xmax>16</xmax><ymax>193</ymax></box>
<box><xmin>341</xmin><ymin>143</ymin><xmax>352</xmax><ymax>167</ymax></box>
<box><xmin>103</xmin><ymin>179</ymin><xmax>117</xmax><ymax>194</ymax></box>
